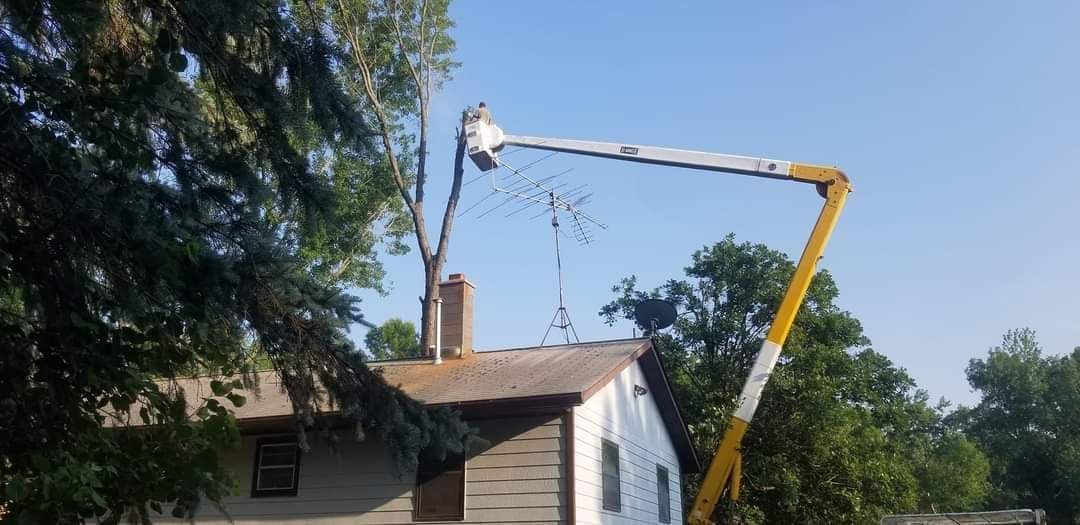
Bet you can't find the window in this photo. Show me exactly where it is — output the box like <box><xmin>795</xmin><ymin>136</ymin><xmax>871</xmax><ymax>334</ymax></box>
<box><xmin>657</xmin><ymin>465</ymin><xmax>671</xmax><ymax>523</ymax></box>
<box><xmin>251</xmin><ymin>437</ymin><xmax>300</xmax><ymax>497</ymax></box>
<box><xmin>601</xmin><ymin>439</ymin><xmax>621</xmax><ymax>512</ymax></box>
<box><xmin>415</xmin><ymin>452</ymin><xmax>465</xmax><ymax>521</ymax></box>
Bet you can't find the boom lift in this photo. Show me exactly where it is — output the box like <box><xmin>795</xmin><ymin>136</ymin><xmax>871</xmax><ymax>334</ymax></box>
<box><xmin>463</xmin><ymin>106</ymin><xmax>852</xmax><ymax>525</ymax></box>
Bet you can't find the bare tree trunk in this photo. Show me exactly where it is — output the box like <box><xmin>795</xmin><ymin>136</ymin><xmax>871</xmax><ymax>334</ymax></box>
<box><xmin>419</xmin><ymin>266</ymin><xmax>438</xmax><ymax>351</ymax></box>
<box><xmin>418</xmin><ymin>129</ymin><xmax>467</xmax><ymax>351</ymax></box>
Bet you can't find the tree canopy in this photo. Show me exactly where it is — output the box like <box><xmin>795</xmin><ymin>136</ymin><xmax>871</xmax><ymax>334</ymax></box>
<box><xmin>328</xmin><ymin>0</ymin><xmax>467</xmax><ymax>351</ymax></box>
<box><xmin>601</xmin><ymin>234</ymin><xmax>990</xmax><ymax>524</ymax></box>
<box><xmin>949</xmin><ymin>329</ymin><xmax>1080</xmax><ymax>523</ymax></box>
<box><xmin>365</xmin><ymin>317</ymin><xmax>423</xmax><ymax>360</ymax></box>
<box><xmin>0</xmin><ymin>0</ymin><xmax>470</xmax><ymax>521</ymax></box>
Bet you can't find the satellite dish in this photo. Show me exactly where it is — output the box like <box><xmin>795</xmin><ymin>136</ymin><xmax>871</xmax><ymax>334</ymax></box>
<box><xmin>633</xmin><ymin>299</ymin><xmax>677</xmax><ymax>334</ymax></box>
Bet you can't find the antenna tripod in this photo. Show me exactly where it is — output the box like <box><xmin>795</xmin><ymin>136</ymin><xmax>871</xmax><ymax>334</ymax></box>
<box><xmin>540</xmin><ymin>191</ymin><xmax>580</xmax><ymax>346</ymax></box>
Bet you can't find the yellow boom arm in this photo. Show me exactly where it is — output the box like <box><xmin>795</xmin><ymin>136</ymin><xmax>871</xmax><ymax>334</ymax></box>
<box><xmin>463</xmin><ymin>112</ymin><xmax>852</xmax><ymax>525</ymax></box>
<box><xmin>687</xmin><ymin>164</ymin><xmax>849</xmax><ymax>524</ymax></box>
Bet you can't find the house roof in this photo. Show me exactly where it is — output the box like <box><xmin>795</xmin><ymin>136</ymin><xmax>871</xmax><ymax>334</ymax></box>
<box><xmin>163</xmin><ymin>338</ymin><xmax>700</xmax><ymax>472</ymax></box>
<box><xmin>378</xmin><ymin>338</ymin><xmax>653</xmax><ymax>406</ymax></box>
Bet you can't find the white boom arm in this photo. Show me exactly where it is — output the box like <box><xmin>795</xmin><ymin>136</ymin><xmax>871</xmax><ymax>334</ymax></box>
<box><xmin>466</xmin><ymin>119</ymin><xmax>797</xmax><ymax>183</ymax></box>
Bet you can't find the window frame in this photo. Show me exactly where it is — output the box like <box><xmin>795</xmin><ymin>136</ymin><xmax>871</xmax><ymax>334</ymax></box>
<box><xmin>414</xmin><ymin>452</ymin><xmax>467</xmax><ymax>522</ymax></box>
<box><xmin>656</xmin><ymin>464</ymin><xmax>671</xmax><ymax>523</ymax></box>
<box><xmin>250</xmin><ymin>436</ymin><xmax>301</xmax><ymax>498</ymax></box>
<box><xmin>601</xmin><ymin>438</ymin><xmax>622</xmax><ymax>512</ymax></box>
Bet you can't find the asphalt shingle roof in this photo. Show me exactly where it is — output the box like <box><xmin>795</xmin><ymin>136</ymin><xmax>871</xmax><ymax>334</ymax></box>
<box><xmin>376</xmin><ymin>338</ymin><xmax>650</xmax><ymax>405</ymax></box>
<box><xmin>162</xmin><ymin>338</ymin><xmax>650</xmax><ymax>420</ymax></box>
<box><xmin>136</xmin><ymin>337</ymin><xmax>699</xmax><ymax>471</ymax></box>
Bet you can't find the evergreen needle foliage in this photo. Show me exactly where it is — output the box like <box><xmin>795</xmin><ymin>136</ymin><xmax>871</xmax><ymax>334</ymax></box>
<box><xmin>0</xmin><ymin>0</ymin><xmax>471</xmax><ymax>521</ymax></box>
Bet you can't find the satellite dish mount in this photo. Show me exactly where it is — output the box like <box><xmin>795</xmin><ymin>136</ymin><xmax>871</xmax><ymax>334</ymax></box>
<box><xmin>633</xmin><ymin>299</ymin><xmax>677</xmax><ymax>336</ymax></box>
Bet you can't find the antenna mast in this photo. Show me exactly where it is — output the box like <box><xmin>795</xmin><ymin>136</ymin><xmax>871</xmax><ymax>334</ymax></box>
<box><xmin>541</xmin><ymin>191</ymin><xmax>579</xmax><ymax>345</ymax></box>
<box><xmin>459</xmin><ymin>150</ymin><xmax>606</xmax><ymax>346</ymax></box>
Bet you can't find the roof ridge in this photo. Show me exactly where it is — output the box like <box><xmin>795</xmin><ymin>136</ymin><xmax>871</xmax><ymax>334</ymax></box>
<box><xmin>469</xmin><ymin>336</ymin><xmax>651</xmax><ymax>355</ymax></box>
<box><xmin>365</xmin><ymin>337</ymin><xmax>651</xmax><ymax>364</ymax></box>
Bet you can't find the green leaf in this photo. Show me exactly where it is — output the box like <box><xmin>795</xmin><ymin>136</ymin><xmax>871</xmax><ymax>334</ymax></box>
<box><xmin>155</xmin><ymin>29</ymin><xmax>175</xmax><ymax>53</ymax></box>
<box><xmin>225</xmin><ymin>392</ymin><xmax>246</xmax><ymax>408</ymax></box>
<box><xmin>168</xmin><ymin>52</ymin><xmax>188</xmax><ymax>72</ymax></box>
<box><xmin>112</xmin><ymin>396</ymin><xmax>131</xmax><ymax>412</ymax></box>
<box><xmin>148</xmin><ymin>64</ymin><xmax>170</xmax><ymax>85</ymax></box>
<box><xmin>30</xmin><ymin>454</ymin><xmax>49</xmax><ymax>471</ymax></box>
<box><xmin>5</xmin><ymin>476</ymin><xmax>26</xmax><ymax>500</ymax></box>
<box><xmin>210</xmin><ymin>380</ymin><xmax>228</xmax><ymax>396</ymax></box>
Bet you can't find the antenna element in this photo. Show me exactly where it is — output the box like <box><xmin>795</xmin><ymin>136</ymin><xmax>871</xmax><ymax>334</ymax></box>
<box><xmin>463</xmin><ymin>153</ymin><xmax>608</xmax><ymax>346</ymax></box>
<box><xmin>540</xmin><ymin>191</ymin><xmax>579</xmax><ymax>346</ymax></box>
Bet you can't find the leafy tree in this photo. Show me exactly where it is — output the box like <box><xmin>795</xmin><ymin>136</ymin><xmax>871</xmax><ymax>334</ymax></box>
<box><xmin>601</xmin><ymin>235</ymin><xmax>985</xmax><ymax>524</ymax></box>
<box><xmin>949</xmin><ymin>329</ymin><xmax>1080</xmax><ymax>523</ymax></box>
<box><xmin>365</xmin><ymin>318</ymin><xmax>423</xmax><ymax>360</ymax></box>
<box><xmin>914</xmin><ymin>432</ymin><xmax>990</xmax><ymax>513</ymax></box>
<box><xmin>0</xmin><ymin>0</ymin><xmax>471</xmax><ymax>522</ymax></box>
<box><xmin>326</xmin><ymin>0</ymin><xmax>468</xmax><ymax>351</ymax></box>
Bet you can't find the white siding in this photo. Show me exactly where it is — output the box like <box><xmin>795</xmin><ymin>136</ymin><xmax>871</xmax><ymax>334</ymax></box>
<box><xmin>158</xmin><ymin>415</ymin><xmax>567</xmax><ymax>524</ymax></box>
<box><xmin>574</xmin><ymin>361</ymin><xmax>683</xmax><ymax>525</ymax></box>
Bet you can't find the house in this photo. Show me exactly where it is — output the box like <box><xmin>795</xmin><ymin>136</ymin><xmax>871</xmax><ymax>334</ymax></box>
<box><xmin>161</xmin><ymin>274</ymin><xmax>700</xmax><ymax>524</ymax></box>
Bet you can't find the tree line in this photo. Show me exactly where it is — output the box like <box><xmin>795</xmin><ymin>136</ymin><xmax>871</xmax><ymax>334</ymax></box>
<box><xmin>600</xmin><ymin>234</ymin><xmax>1080</xmax><ymax>524</ymax></box>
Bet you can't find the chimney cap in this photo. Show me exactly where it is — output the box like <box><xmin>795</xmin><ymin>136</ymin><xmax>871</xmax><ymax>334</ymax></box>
<box><xmin>440</xmin><ymin>273</ymin><xmax>474</xmax><ymax>287</ymax></box>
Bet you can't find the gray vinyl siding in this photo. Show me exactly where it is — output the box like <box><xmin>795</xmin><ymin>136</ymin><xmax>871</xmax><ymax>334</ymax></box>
<box><xmin>158</xmin><ymin>414</ymin><xmax>567</xmax><ymax>524</ymax></box>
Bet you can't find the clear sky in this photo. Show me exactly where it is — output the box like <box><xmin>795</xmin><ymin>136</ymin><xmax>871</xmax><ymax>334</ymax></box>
<box><xmin>350</xmin><ymin>2</ymin><xmax>1080</xmax><ymax>406</ymax></box>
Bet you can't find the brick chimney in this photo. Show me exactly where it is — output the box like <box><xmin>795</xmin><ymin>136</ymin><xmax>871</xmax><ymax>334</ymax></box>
<box><xmin>437</xmin><ymin>273</ymin><xmax>474</xmax><ymax>358</ymax></box>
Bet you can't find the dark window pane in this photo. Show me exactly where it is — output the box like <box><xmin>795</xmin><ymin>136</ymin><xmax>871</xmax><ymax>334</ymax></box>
<box><xmin>657</xmin><ymin>465</ymin><xmax>671</xmax><ymax>523</ymax></box>
<box><xmin>601</xmin><ymin>439</ymin><xmax>621</xmax><ymax>512</ymax></box>
<box><xmin>419</xmin><ymin>472</ymin><xmax>463</xmax><ymax>513</ymax></box>
<box><xmin>416</xmin><ymin>453</ymin><xmax>465</xmax><ymax>521</ymax></box>
<box><xmin>259</xmin><ymin>444</ymin><xmax>296</xmax><ymax>467</ymax></box>
<box><xmin>251</xmin><ymin>439</ymin><xmax>299</xmax><ymax>497</ymax></box>
<box><xmin>258</xmin><ymin>467</ymin><xmax>295</xmax><ymax>490</ymax></box>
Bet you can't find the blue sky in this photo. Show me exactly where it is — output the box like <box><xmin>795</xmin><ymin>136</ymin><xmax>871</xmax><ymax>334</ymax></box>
<box><xmin>350</xmin><ymin>2</ymin><xmax>1080</xmax><ymax>406</ymax></box>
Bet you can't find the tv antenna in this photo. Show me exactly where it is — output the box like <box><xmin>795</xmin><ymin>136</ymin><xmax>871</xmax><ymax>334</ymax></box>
<box><xmin>537</xmin><ymin>189</ymin><xmax>574</xmax><ymax>343</ymax></box>
<box><xmin>461</xmin><ymin>152</ymin><xmax>607</xmax><ymax>345</ymax></box>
